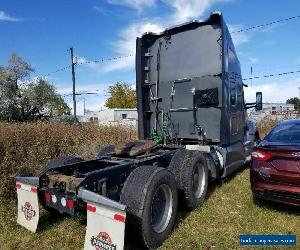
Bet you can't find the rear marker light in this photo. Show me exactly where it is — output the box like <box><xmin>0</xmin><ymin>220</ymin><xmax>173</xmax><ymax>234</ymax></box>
<box><xmin>52</xmin><ymin>194</ymin><xmax>57</xmax><ymax>203</ymax></box>
<box><xmin>61</xmin><ymin>197</ymin><xmax>67</xmax><ymax>207</ymax></box>
<box><xmin>16</xmin><ymin>183</ymin><xmax>21</xmax><ymax>189</ymax></box>
<box><xmin>67</xmin><ymin>199</ymin><xmax>74</xmax><ymax>209</ymax></box>
<box><xmin>87</xmin><ymin>204</ymin><xmax>96</xmax><ymax>213</ymax></box>
<box><xmin>45</xmin><ymin>192</ymin><xmax>52</xmax><ymax>202</ymax></box>
<box><xmin>31</xmin><ymin>187</ymin><xmax>37</xmax><ymax>193</ymax></box>
<box><xmin>114</xmin><ymin>213</ymin><xmax>126</xmax><ymax>223</ymax></box>
<box><xmin>252</xmin><ymin>149</ymin><xmax>272</xmax><ymax>162</ymax></box>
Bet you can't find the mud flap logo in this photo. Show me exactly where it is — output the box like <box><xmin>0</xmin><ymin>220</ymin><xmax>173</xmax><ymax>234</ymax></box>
<box><xmin>21</xmin><ymin>202</ymin><xmax>36</xmax><ymax>221</ymax></box>
<box><xmin>90</xmin><ymin>232</ymin><xmax>117</xmax><ymax>250</ymax></box>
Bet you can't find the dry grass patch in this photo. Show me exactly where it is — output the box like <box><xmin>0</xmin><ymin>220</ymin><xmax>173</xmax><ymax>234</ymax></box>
<box><xmin>0</xmin><ymin>122</ymin><xmax>136</xmax><ymax>199</ymax></box>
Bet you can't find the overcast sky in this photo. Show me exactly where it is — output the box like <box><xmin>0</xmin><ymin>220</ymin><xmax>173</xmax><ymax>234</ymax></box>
<box><xmin>1</xmin><ymin>0</ymin><xmax>300</xmax><ymax>114</ymax></box>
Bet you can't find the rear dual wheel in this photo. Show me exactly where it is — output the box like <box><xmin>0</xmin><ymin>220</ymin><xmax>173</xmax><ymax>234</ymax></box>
<box><xmin>121</xmin><ymin>165</ymin><xmax>178</xmax><ymax>249</ymax></box>
<box><xmin>168</xmin><ymin>149</ymin><xmax>209</xmax><ymax>209</ymax></box>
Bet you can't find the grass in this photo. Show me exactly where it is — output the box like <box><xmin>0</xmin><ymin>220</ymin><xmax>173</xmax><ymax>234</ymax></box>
<box><xmin>0</xmin><ymin>118</ymin><xmax>299</xmax><ymax>249</ymax></box>
<box><xmin>161</xmin><ymin>168</ymin><xmax>300</xmax><ymax>250</ymax></box>
<box><xmin>1</xmin><ymin>168</ymin><xmax>299</xmax><ymax>250</ymax></box>
<box><xmin>0</xmin><ymin>122</ymin><xmax>136</xmax><ymax>199</ymax></box>
<box><xmin>0</xmin><ymin>121</ymin><xmax>136</xmax><ymax>249</ymax></box>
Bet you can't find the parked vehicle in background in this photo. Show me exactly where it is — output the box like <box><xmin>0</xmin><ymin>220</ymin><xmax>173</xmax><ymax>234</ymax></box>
<box><xmin>251</xmin><ymin>119</ymin><xmax>300</xmax><ymax>207</ymax></box>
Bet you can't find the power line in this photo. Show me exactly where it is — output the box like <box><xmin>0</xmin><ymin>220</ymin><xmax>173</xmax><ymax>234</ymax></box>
<box><xmin>63</xmin><ymin>92</ymin><xmax>99</xmax><ymax>97</ymax></box>
<box><xmin>231</xmin><ymin>14</ymin><xmax>300</xmax><ymax>33</ymax></box>
<box><xmin>243</xmin><ymin>69</ymin><xmax>300</xmax><ymax>81</ymax></box>
<box><xmin>38</xmin><ymin>14</ymin><xmax>300</xmax><ymax>77</ymax></box>
<box><xmin>43</xmin><ymin>65</ymin><xmax>72</xmax><ymax>77</ymax></box>
<box><xmin>77</xmin><ymin>54</ymin><xmax>134</xmax><ymax>65</ymax></box>
<box><xmin>39</xmin><ymin>54</ymin><xmax>134</xmax><ymax>78</ymax></box>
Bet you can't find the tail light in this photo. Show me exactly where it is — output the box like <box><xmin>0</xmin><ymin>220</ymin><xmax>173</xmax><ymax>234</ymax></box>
<box><xmin>252</xmin><ymin>149</ymin><xmax>272</xmax><ymax>162</ymax></box>
<box><xmin>45</xmin><ymin>191</ymin><xmax>52</xmax><ymax>202</ymax></box>
<box><xmin>67</xmin><ymin>199</ymin><xmax>74</xmax><ymax>209</ymax></box>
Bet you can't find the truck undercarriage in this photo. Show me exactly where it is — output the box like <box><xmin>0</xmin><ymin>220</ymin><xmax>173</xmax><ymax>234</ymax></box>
<box><xmin>39</xmin><ymin>143</ymin><xmax>178</xmax><ymax>216</ymax></box>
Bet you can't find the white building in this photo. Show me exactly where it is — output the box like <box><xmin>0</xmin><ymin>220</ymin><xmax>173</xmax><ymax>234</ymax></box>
<box><xmin>98</xmin><ymin>108</ymin><xmax>138</xmax><ymax>127</ymax></box>
<box><xmin>248</xmin><ymin>103</ymin><xmax>296</xmax><ymax>122</ymax></box>
<box><xmin>261</xmin><ymin>103</ymin><xmax>295</xmax><ymax>114</ymax></box>
<box><xmin>83</xmin><ymin>111</ymin><xmax>98</xmax><ymax>123</ymax></box>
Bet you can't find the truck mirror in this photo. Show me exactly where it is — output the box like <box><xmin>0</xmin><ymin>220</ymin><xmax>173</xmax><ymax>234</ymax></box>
<box><xmin>255</xmin><ymin>92</ymin><xmax>262</xmax><ymax>111</ymax></box>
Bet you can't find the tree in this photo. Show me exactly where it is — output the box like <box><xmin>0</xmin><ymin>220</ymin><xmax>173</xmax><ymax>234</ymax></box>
<box><xmin>22</xmin><ymin>79</ymin><xmax>71</xmax><ymax>117</ymax></box>
<box><xmin>7</xmin><ymin>53</ymin><xmax>34</xmax><ymax>89</ymax></box>
<box><xmin>0</xmin><ymin>53</ymin><xmax>70</xmax><ymax>121</ymax></box>
<box><xmin>286</xmin><ymin>97</ymin><xmax>300</xmax><ymax>110</ymax></box>
<box><xmin>105</xmin><ymin>82</ymin><xmax>137</xmax><ymax>109</ymax></box>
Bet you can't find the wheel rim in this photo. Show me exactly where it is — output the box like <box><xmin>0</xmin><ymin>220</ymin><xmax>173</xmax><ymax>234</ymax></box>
<box><xmin>151</xmin><ymin>184</ymin><xmax>173</xmax><ymax>233</ymax></box>
<box><xmin>192</xmin><ymin>164</ymin><xmax>205</xmax><ymax>199</ymax></box>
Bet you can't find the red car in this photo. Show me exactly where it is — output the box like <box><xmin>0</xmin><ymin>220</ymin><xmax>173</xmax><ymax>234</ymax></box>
<box><xmin>250</xmin><ymin>119</ymin><xmax>300</xmax><ymax>207</ymax></box>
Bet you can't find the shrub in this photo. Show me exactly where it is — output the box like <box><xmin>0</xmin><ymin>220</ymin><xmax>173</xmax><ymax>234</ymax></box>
<box><xmin>0</xmin><ymin>122</ymin><xmax>136</xmax><ymax>199</ymax></box>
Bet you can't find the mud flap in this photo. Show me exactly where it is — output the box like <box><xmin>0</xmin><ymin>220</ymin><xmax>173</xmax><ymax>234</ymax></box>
<box><xmin>16</xmin><ymin>180</ymin><xmax>39</xmax><ymax>232</ymax></box>
<box><xmin>78</xmin><ymin>188</ymin><xmax>126</xmax><ymax>250</ymax></box>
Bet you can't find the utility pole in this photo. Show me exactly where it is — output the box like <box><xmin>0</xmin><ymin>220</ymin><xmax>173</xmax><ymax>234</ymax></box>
<box><xmin>298</xmin><ymin>87</ymin><xmax>300</xmax><ymax>117</ymax></box>
<box><xmin>70</xmin><ymin>47</ymin><xmax>77</xmax><ymax>120</ymax></box>
<box><xmin>83</xmin><ymin>96</ymin><xmax>86</xmax><ymax>116</ymax></box>
<box><xmin>250</xmin><ymin>66</ymin><xmax>253</xmax><ymax>87</ymax></box>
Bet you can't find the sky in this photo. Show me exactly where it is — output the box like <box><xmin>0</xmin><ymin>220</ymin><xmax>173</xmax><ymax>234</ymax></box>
<box><xmin>1</xmin><ymin>0</ymin><xmax>300</xmax><ymax>115</ymax></box>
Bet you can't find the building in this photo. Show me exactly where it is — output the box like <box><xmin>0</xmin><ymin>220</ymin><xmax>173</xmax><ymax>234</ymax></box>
<box><xmin>262</xmin><ymin>103</ymin><xmax>295</xmax><ymax>114</ymax></box>
<box><xmin>248</xmin><ymin>103</ymin><xmax>296</xmax><ymax>122</ymax></box>
<box><xmin>98</xmin><ymin>108</ymin><xmax>138</xmax><ymax>127</ymax></box>
<box><xmin>83</xmin><ymin>111</ymin><xmax>98</xmax><ymax>123</ymax></box>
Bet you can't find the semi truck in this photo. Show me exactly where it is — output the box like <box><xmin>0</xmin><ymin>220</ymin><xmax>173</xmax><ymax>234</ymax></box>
<box><xmin>16</xmin><ymin>12</ymin><xmax>262</xmax><ymax>249</ymax></box>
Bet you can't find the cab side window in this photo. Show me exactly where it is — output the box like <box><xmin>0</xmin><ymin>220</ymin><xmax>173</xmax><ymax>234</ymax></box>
<box><xmin>237</xmin><ymin>82</ymin><xmax>243</xmax><ymax>109</ymax></box>
<box><xmin>230</xmin><ymin>81</ymin><xmax>237</xmax><ymax>106</ymax></box>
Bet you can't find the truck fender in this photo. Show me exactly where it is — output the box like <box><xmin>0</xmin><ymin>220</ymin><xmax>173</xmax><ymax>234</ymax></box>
<box><xmin>78</xmin><ymin>188</ymin><xmax>126</xmax><ymax>250</ymax></box>
<box><xmin>16</xmin><ymin>177</ymin><xmax>40</xmax><ymax>232</ymax></box>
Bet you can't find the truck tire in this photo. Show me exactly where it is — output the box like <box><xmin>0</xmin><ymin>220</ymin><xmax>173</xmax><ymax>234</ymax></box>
<box><xmin>120</xmin><ymin>165</ymin><xmax>178</xmax><ymax>249</ymax></box>
<box><xmin>168</xmin><ymin>149</ymin><xmax>208</xmax><ymax>210</ymax></box>
<box><xmin>96</xmin><ymin>144</ymin><xmax>115</xmax><ymax>158</ymax></box>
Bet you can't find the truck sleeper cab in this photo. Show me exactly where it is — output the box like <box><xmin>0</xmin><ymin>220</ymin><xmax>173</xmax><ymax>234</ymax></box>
<box><xmin>136</xmin><ymin>11</ymin><xmax>257</xmax><ymax>177</ymax></box>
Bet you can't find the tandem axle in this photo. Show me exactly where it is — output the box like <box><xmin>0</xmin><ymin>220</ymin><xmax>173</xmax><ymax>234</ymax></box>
<box><xmin>16</xmin><ymin>141</ymin><xmax>223</xmax><ymax>249</ymax></box>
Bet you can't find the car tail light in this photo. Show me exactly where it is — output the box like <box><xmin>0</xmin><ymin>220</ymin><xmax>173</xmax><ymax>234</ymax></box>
<box><xmin>67</xmin><ymin>199</ymin><xmax>74</xmax><ymax>209</ymax></box>
<box><xmin>252</xmin><ymin>149</ymin><xmax>272</xmax><ymax>162</ymax></box>
<box><xmin>45</xmin><ymin>192</ymin><xmax>52</xmax><ymax>202</ymax></box>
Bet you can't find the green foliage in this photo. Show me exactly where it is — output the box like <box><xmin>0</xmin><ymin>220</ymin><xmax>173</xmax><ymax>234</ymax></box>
<box><xmin>105</xmin><ymin>82</ymin><xmax>137</xmax><ymax>108</ymax></box>
<box><xmin>286</xmin><ymin>97</ymin><xmax>300</xmax><ymax>109</ymax></box>
<box><xmin>0</xmin><ymin>53</ymin><xmax>70</xmax><ymax>121</ymax></box>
